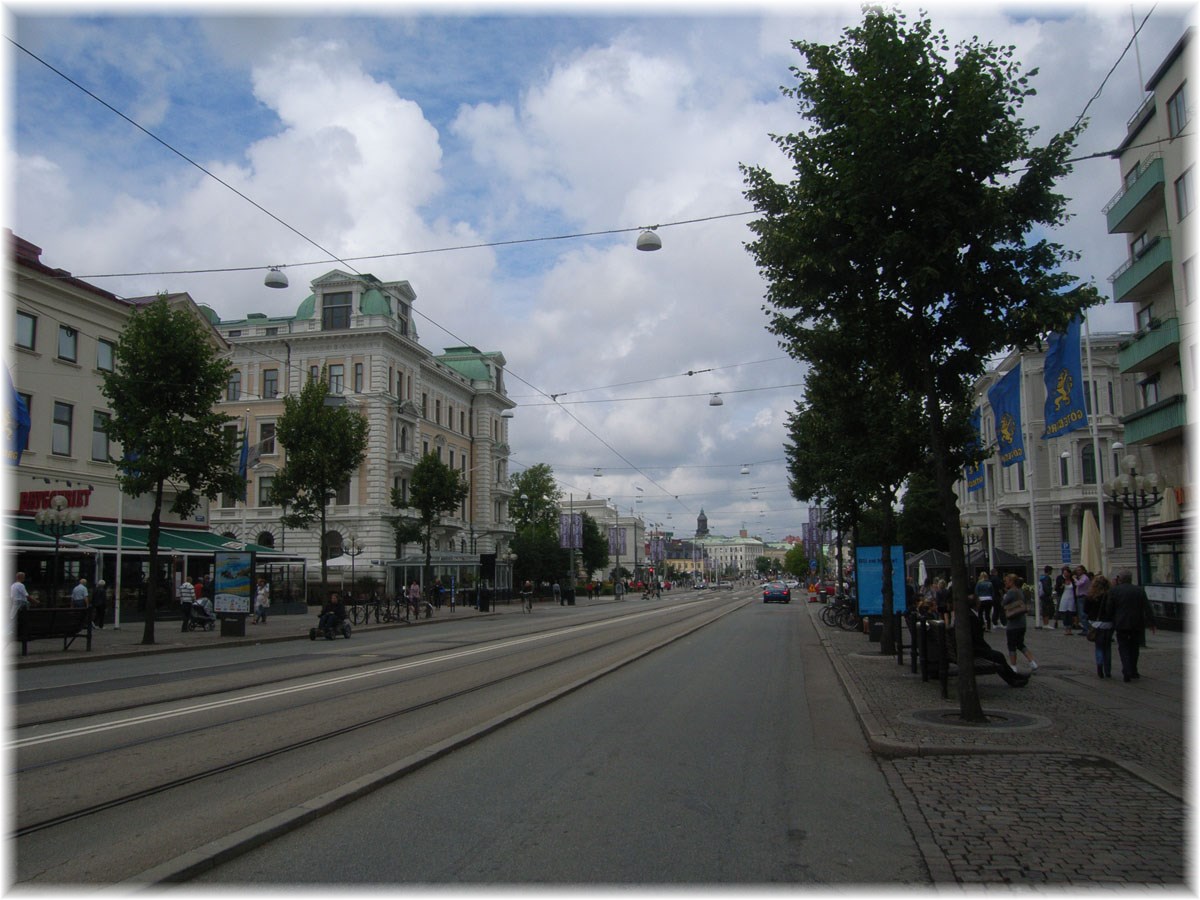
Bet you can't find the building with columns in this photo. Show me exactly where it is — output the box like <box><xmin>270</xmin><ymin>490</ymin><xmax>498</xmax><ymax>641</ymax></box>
<box><xmin>209</xmin><ymin>269</ymin><xmax>515</xmax><ymax>596</ymax></box>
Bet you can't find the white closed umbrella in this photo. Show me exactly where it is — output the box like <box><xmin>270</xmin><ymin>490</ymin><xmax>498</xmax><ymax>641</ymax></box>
<box><xmin>1080</xmin><ymin>509</ymin><xmax>1103</xmax><ymax>576</ymax></box>
<box><xmin>918</xmin><ymin>559</ymin><xmax>928</xmax><ymax>590</ymax></box>
<box><xmin>1155</xmin><ymin>487</ymin><xmax>1181</xmax><ymax>524</ymax></box>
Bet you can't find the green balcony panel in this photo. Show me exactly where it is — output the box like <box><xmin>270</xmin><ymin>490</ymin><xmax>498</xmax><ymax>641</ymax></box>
<box><xmin>1106</xmin><ymin>157</ymin><xmax>1165</xmax><ymax>234</ymax></box>
<box><xmin>1121</xmin><ymin>394</ymin><xmax>1187</xmax><ymax>444</ymax></box>
<box><xmin>1119</xmin><ymin>317</ymin><xmax>1181</xmax><ymax>373</ymax></box>
<box><xmin>1112</xmin><ymin>235</ymin><xmax>1172</xmax><ymax>304</ymax></box>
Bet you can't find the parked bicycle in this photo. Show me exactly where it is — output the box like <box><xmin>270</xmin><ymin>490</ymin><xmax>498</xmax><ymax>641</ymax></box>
<box><xmin>820</xmin><ymin>594</ymin><xmax>861</xmax><ymax>631</ymax></box>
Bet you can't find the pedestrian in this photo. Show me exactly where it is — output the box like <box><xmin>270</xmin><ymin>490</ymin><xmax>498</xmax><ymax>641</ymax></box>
<box><xmin>1088</xmin><ymin>575</ymin><xmax>1115</xmax><ymax>678</ymax></box>
<box><xmin>10</xmin><ymin>571</ymin><xmax>30</xmax><ymax>633</ymax></box>
<box><xmin>614</xmin><ymin>579</ymin><xmax>626</xmax><ymax>601</ymax></box>
<box><xmin>968</xmin><ymin>595</ymin><xmax>1029</xmax><ymax>687</ymax></box>
<box><xmin>1001</xmin><ymin>574</ymin><xmax>1038</xmax><ymax>674</ymax></box>
<box><xmin>433</xmin><ymin>578</ymin><xmax>444</xmax><ymax>609</ymax></box>
<box><xmin>975</xmin><ymin>570</ymin><xmax>995</xmax><ymax>630</ymax></box>
<box><xmin>934</xmin><ymin>578</ymin><xmax>952</xmax><ymax>626</ymax></box>
<box><xmin>553</xmin><ymin>581</ymin><xmax>562</xmax><ymax>605</ymax></box>
<box><xmin>1057</xmin><ymin>565</ymin><xmax>1078</xmax><ymax>634</ymax></box>
<box><xmin>1073</xmin><ymin>566</ymin><xmax>1092</xmax><ymax>632</ymax></box>
<box><xmin>91</xmin><ymin>579</ymin><xmax>108</xmax><ymax>628</ymax></box>
<box><xmin>178</xmin><ymin>576</ymin><xmax>195</xmax><ymax>632</ymax></box>
<box><xmin>318</xmin><ymin>591</ymin><xmax>346</xmax><ymax>638</ymax></box>
<box><xmin>1038</xmin><ymin>565</ymin><xmax>1054</xmax><ymax>629</ymax></box>
<box><xmin>407</xmin><ymin>580</ymin><xmax>421</xmax><ymax>619</ymax></box>
<box><xmin>253</xmin><ymin>577</ymin><xmax>270</xmax><ymax>624</ymax></box>
<box><xmin>70</xmin><ymin>577</ymin><xmax>89</xmax><ymax>609</ymax></box>
<box><xmin>989</xmin><ymin>568</ymin><xmax>1006</xmax><ymax>626</ymax></box>
<box><xmin>1110</xmin><ymin>570</ymin><xmax>1156</xmax><ymax>683</ymax></box>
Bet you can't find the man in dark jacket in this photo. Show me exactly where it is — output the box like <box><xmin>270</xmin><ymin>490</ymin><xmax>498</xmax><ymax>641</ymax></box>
<box><xmin>1110</xmin><ymin>571</ymin><xmax>1156</xmax><ymax>682</ymax></box>
<box><xmin>968</xmin><ymin>596</ymin><xmax>1029</xmax><ymax>687</ymax></box>
<box><xmin>318</xmin><ymin>592</ymin><xmax>347</xmax><ymax>639</ymax></box>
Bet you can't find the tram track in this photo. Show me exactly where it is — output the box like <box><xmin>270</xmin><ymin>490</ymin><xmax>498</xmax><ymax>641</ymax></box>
<box><xmin>14</xmin><ymin>594</ymin><xmax>749</xmax><ymax>866</ymax></box>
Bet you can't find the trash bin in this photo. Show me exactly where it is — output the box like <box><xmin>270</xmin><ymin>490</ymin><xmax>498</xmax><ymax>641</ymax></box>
<box><xmin>479</xmin><ymin>590</ymin><xmax>490</xmax><ymax>613</ymax></box>
<box><xmin>565</xmin><ymin>588</ymin><xmax>576</xmax><ymax>606</ymax></box>
<box><xmin>220</xmin><ymin>615</ymin><xmax>247</xmax><ymax>637</ymax></box>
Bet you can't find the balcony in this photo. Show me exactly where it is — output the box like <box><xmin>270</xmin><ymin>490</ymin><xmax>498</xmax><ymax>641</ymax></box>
<box><xmin>1109</xmin><ymin>234</ymin><xmax>1172</xmax><ymax>304</ymax></box>
<box><xmin>1119</xmin><ymin>316</ymin><xmax>1181</xmax><ymax>373</ymax></box>
<box><xmin>1120</xmin><ymin>394</ymin><xmax>1187</xmax><ymax>445</ymax></box>
<box><xmin>1105</xmin><ymin>155</ymin><xmax>1165</xmax><ymax>234</ymax></box>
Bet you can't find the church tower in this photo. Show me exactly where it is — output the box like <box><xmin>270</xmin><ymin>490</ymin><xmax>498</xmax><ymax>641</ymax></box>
<box><xmin>696</xmin><ymin>508</ymin><xmax>709</xmax><ymax>538</ymax></box>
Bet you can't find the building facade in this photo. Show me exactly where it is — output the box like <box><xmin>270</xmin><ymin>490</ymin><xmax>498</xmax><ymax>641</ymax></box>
<box><xmin>209</xmin><ymin>269</ymin><xmax>516</xmax><ymax>597</ymax></box>
<box><xmin>956</xmin><ymin>334</ymin><xmax>1142</xmax><ymax>582</ymax></box>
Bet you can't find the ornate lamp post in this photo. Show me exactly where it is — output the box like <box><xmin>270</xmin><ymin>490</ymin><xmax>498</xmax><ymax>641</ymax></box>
<box><xmin>961</xmin><ymin>520</ymin><xmax>984</xmax><ymax>577</ymax></box>
<box><xmin>35</xmin><ymin>494</ymin><xmax>81</xmax><ymax>605</ymax></box>
<box><xmin>345</xmin><ymin>532</ymin><xmax>364</xmax><ymax>602</ymax></box>
<box><xmin>1103</xmin><ymin>450</ymin><xmax>1164</xmax><ymax>585</ymax></box>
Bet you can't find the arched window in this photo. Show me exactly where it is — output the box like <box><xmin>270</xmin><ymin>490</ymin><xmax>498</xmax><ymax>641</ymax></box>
<box><xmin>323</xmin><ymin>531</ymin><xmax>344</xmax><ymax>560</ymax></box>
<box><xmin>256</xmin><ymin>531</ymin><xmax>275</xmax><ymax>548</ymax></box>
<box><xmin>400</xmin><ymin>426</ymin><xmax>408</xmax><ymax>453</ymax></box>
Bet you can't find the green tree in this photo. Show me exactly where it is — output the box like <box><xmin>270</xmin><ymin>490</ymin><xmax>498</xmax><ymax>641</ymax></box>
<box><xmin>896</xmin><ymin>464</ymin><xmax>950</xmax><ymax>554</ymax></box>
<box><xmin>743</xmin><ymin>8</ymin><xmax>1098</xmax><ymax>720</ymax></box>
<box><xmin>269</xmin><ymin>374</ymin><xmax>369</xmax><ymax>596</ymax></box>
<box><xmin>510</xmin><ymin>464</ymin><xmax>561</xmax><ymax>531</ymax></box>
<box><xmin>755</xmin><ymin>556</ymin><xmax>773</xmax><ymax>577</ymax></box>
<box><xmin>579</xmin><ymin>513</ymin><xmax>609</xmax><ymax>583</ymax></box>
<box><xmin>100</xmin><ymin>296</ymin><xmax>243</xmax><ymax>645</ymax></box>
<box><xmin>782</xmin><ymin>544</ymin><xmax>808</xmax><ymax>579</ymax></box>
<box><xmin>396</xmin><ymin>453</ymin><xmax>471</xmax><ymax>593</ymax></box>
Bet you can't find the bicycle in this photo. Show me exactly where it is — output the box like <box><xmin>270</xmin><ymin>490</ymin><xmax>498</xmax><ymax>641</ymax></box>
<box><xmin>349</xmin><ymin>599</ymin><xmax>377</xmax><ymax>626</ymax></box>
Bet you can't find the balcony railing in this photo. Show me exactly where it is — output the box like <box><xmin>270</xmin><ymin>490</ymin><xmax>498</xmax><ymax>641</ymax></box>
<box><xmin>1104</xmin><ymin>154</ymin><xmax>1164</xmax><ymax>234</ymax></box>
<box><xmin>1118</xmin><ymin>316</ymin><xmax>1181</xmax><ymax>373</ymax></box>
<box><xmin>1109</xmin><ymin>234</ymin><xmax>1172</xmax><ymax>303</ymax></box>
<box><xmin>1120</xmin><ymin>394</ymin><xmax>1187</xmax><ymax>445</ymax></box>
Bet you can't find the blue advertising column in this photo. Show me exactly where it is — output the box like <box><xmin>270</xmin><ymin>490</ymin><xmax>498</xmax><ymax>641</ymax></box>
<box><xmin>854</xmin><ymin>545</ymin><xmax>906</xmax><ymax>617</ymax></box>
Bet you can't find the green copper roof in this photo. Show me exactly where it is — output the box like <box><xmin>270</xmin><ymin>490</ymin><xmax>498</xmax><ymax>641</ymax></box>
<box><xmin>437</xmin><ymin>346</ymin><xmax>495</xmax><ymax>383</ymax></box>
<box><xmin>296</xmin><ymin>294</ymin><xmax>316</xmax><ymax>319</ymax></box>
<box><xmin>360</xmin><ymin>287</ymin><xmax>392</xmax><ymax>316</ymax></box>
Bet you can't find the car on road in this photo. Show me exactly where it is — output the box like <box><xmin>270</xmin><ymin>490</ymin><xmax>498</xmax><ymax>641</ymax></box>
<box><xmin>762</xmin><ymin>581</ymin><xmax>791</xmax><ymax>603</ymax></box>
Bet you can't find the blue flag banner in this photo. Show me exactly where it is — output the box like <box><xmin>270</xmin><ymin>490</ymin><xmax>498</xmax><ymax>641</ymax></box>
<box><xmin>237</xmin><ymin>426</ymin><xmax>250</xmax><ymax>500</ymax></box>
<box><xmin>964</xmin><ymin>408</ymin><xmax>985</xmax><ymax>492</ymax></box>
<box><xmin>6</xmin><ymin>367</ymin><xmax>30</xmax><ymax>465</ymax></box>
<box><xmin>988</xmin><ymin>364</ymin><xmax>1025</xmax><ymax>468</ymax></box>
<box><xmin>1042</xmin><ymin>316</ymin><xmax>1088</xmax><ymax>439</ymax></box>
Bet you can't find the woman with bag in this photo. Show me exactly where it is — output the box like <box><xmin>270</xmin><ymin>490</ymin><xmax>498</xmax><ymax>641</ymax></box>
<box><xmin>1088</xmin><ymin>575</ymin><xmax>1116</xmax><ymax>678</ymax></box>
<box><xmin>1057</xmin><ymin>565</ymin><xmax>1078</xmax><ymax>635</ymax></box>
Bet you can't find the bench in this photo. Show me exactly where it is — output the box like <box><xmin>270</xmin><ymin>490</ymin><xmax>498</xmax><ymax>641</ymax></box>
<box><xmin>15</xmin><ymin>607</ymin><xmax>93</xmax><ymax>657</ymax></box>
<box><xmin>913</xmin><ymin>616</ymin><xmax>1000</xmax><ymax>699</ymax></box>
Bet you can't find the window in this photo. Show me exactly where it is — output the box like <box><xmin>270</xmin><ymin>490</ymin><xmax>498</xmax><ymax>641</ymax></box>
<box><xmin>17</xmin><ymin>394</ymin><xmax>30</xmax><ymax>452</ymax></box>
<box><xmin>1017</xmin><ymin>463</ymin><xmax>1025</xmax><ymax>491</ymax></box>
<box><xmin>257</xmin><ymin>476</ymin><xmax>274</xmax><ymax>508</ymax></box>
<box><xmin>322</xmin><ymin>291</ymin><xmax>352</xmax><ymax>330</ymax></box>
<box><xmin>91</xmin><ymin>411</ymin><xmax>110</xmax><ymax>462</ymax></box>
<box><xmin>1111</xmin><ymin>513</ymin><xmax>1123</xmax><ymax>549</ymax></box>
<box><xmin>52</xmin><ymin>402</ymin><xmax>73</xmax><ymax>456</ymax></box>
<box><xmin>449</xmin><ymin>449</ymin><xmax>455</xmax><ymax>469</ymax></box>
<box><xmin>227</xmin><ymin>370</ymin><xmax>242</xmax><ymax>401</ymax></box>
<box><xmin>1083</xmin><ymin>379</ymin><xmax>1092</xmax><ymax>415</ymax></box>
<box><xmin>1107</xmin><ymin>381</ymin><xmax>1115</xmax><ymax>415</ymax></box>
<box><xmin>263</xmin><ymin>369</ymin><xmax>279</xmax><ymax>399</ymax></box>
<box><xmin>1176</xmin><ymin>168</ymin><xmax>1194</xmax><ymax>221</ymax></box>
<box><xmin>57</xmin><ymin>326</ymin><xmax>77</xmax><ymax>362</ymax></box>
<box><xmin>259</xmin><ymin>422</ymin><xmax>275</xmax><ymax>455</ymax></box>
<box><xmin>1140</xmin><ymin>374</ymin><xmax>1161</xmax><ymax>407</ymax></box>
<box><xmin>423</xmin><ymin>440</ymin><xmax>429</xmax><ymax>456</ymax></box>
<box><xmin>309</xmin><ymin>365</ymin><xmax>319</xmax><ymax>383</ymax></box>
<box><xmin>354</xmin><ymin>363</ymin><xmax>364</xmax><ymax>393</ymax></box>
<box><xmin>422</xmin><ymin>393</ymin><xmax>428</xmax><ymax>417</ymax></box>
<box><xmin>1081</xmin><ymin>445</ymin><xmax>1096</xmax><ymax>485</ymax></box>
<box><xmin>223</xmin><ymin>424</ymin><xmax>240</xmax><ymax>457</ymax></box>
<box><xmin>97</xmin><ymin>339</ymin><xmax>115</xmax><ymax>372</ymax></box>
<box><xmin>1185</xmin><ymin>257</ymin><xmax>1197</xmax><ymax>306</ymax></box>
<box><xmin>400</xmin><ymin>426</ymin><xmax>408</xmax><ymax>453</ymax></box>
<box><xmin>335</xmin><ymin>479</ymin><xmax>351</xmax><ymax>506</ymax></box>
<box><xmin>16</xmin><ymin>312</ymin><xmax>36</xmax><ymax>350</ymax></box>
<box><xmin>460</xmin><ymin>411</ymin><xmax>466</xmax><ymax>434</ymax></box>
<box><xmin>1060</xmin><ymin>515</ymin><xmax>1070</xmax><ymax>544</ymax></box>
<box><xmin>1167</xmin><ymin>83</ymin><xmax>1189</xmax><ymax>138</ymax></box>
<box><xmin>265</xmin><ymin>327</ymin><xmax>278</xmax><ymax>336</ymax></box>
<box><xmin>435</xmin><ymin>399</ymin><xmax>442</xmax><ymax>424</ymax></box>
<box><xmin>1136</xmin><ymin>305</ymin><xmax>1153</xmax><ymax>331</ymax></box>
<box><xmin>1059</xmin><ymin>453</ymin><xmax>1069</xmax><ymax>486</ymax></box>
<box><xmin>328</xmin><ymin>364</ymin><xmax>344</xmax><ymax>394</ymax></box>
<box><xmin>389</xmin><ymin>367</ymin><xmax>394</xmax><ymax>395</ymax></box>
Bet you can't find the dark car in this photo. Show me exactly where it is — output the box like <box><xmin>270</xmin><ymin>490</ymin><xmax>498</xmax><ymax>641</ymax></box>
<box><xmin>762</xmin><ymin>581</ymin><xmax>791</xmax><ymax>604</ymax></box>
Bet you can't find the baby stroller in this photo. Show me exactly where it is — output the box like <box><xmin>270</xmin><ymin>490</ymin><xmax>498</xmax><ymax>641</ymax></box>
<box><xmin>188</xmin><ymin>598</ymin><xmax>216</xmax><ymax>631</ymax></box>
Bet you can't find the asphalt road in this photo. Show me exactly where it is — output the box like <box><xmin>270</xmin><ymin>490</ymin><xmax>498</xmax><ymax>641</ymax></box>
<box><xmin>197</xmin><ymin>594</ymin><xmax>929</xmax><ymax>885</ymax></box>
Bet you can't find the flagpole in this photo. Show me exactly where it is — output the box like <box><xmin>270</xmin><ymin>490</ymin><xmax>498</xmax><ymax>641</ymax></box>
<box><xmin>1082</xmin><ymin>314</ymin><xmax>1109</xmax><ymax>576</ymax></box>
<box><xmin>115</xmin><ymin>486</ymin><xmax>123</xmax><ymax>631</ymax></box>
<box><xmin>1020</xmin><ymin>360</ymin><xmax>1041</xmax><ymax>623</ymax></box>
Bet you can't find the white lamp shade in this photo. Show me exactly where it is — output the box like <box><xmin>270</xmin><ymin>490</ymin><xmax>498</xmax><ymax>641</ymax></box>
<box><xmin>709</xmin><ymin>393</ymin><xmax>723</xmax><ymax>406</ymax></box>
<box><xmin>265</xmin><ymin>268</ymin><xmax>289</xmax><ymax>289</ymax></box>
<box><xmin>636</xmin><ymin>230</ymin><xmax>662</xmax><ymax>251</ymax></box>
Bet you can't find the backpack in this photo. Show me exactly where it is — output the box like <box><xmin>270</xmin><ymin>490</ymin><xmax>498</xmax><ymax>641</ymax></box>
<box><xmin>1039</xmin><ymin>574</ymin><xmax>1052</xmax><ymax>600</ymax></box>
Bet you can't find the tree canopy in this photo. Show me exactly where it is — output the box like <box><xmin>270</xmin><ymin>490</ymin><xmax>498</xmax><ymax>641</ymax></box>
<box><xmin>100</xmin><ymin>296</ymin><xmax>242</xmax><ymax>644</ymax></box>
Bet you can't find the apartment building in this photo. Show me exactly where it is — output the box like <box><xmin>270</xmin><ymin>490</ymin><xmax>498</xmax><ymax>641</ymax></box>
<box><xmin>209</xmin><ymin>269</ymin><xmax>516</xmax><ymax>596</ymax></box>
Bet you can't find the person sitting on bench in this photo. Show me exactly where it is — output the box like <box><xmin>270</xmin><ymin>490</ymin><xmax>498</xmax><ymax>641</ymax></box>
<box><xmin>969</xmin><ymin>595</ymin><xmax>1029</xmax><ymax>687</ymax></box>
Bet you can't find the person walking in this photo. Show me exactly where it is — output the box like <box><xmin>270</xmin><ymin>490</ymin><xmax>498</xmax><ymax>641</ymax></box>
<box><xmin>70</xmin><ymin>577</ymin><xmax>89</xmax><ymax>610</ymax></box>
<box><xmin>1088</xmin><ymin>575</ymin><xmax>1115</xmax><ymax>678</ymax></box>
<box><xmin>252</xmin><ymin>577</ymin><xmax>270</xmax><ymax>624</ymax></box>
<box><xmin>1074</xmin><ymin>566</ymin><xmax>1093</xmax><ymax>633</ymax></box>
<box><xmin>1110</xmin><ymin>570</ymin><xmax>1156</xmax><ymax>682</ymax></box>
<box><xmin>178</xmin><ymin>576</ymin><xmax>195</xmax><ymax>632</ymax></box>
<box><xmin>1038</xmin><ymin>565</ymin><xmax>1054</xmax><ymax>629</ymax></box>
<box><xmin>968</xmin><ymin>595</ymin><xmax>1029</xmax><ymax>687</ymax></box>
<box><xmin>10</xmin><ymin>572</ymin><xmax>30</xmax><ymax>634</ymax></box>
<box><xmin>1001</xmin><ymin>574</ymin><xmax>1038</xmax><ymax>674</ymax></box>
<box><xmin>1057</xmin><ymin>565</ymin><xmax>1078</xmax><ymax>634</ymax></box>
<box><xmin>91</xmin><ymin>579</ymin><xmax>108</xmax><ymax>628</ymax></box>
<box><xmin>553</xmin><ymin>581</ymin><xmax>562</xmax><ymax>605</ymax></box>
<box><xmin>407</xmin><ymin>580</ymin><xmax>421</xmax><ymax>620</ymax></box>
<box><xmin>975</xmin><ymin>570</ymin><xmax>995</xmax><ymax>630</ymax></box>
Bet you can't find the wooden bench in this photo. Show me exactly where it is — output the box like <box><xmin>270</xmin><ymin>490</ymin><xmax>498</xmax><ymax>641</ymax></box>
<box><xmin>15</xmin><ymin>607</ymin><xmax>93</xmax><ymax>657</ymax></box>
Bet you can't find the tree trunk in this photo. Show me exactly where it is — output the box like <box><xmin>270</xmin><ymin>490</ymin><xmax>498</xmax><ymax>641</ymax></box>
<box><xmin>880</xmin><ymin>493</ymin><xmax>896</xmax><ymax>655</ymax></box>
<box><xmin>141</xmin><ymin>480</ymin><xmax>164</xmax><ymax>645</ymax></box>
<box><xmin>920</xmin><ymin>363</ymin><xmax>985</xmax><ymax>722</ymax></box>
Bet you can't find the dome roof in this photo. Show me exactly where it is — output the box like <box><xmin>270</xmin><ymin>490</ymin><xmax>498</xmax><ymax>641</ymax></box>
<box><xmin>360</xmin><ymin>287</ymin><xmax>392</xmax><ymax>316</ymax></box>
<box><xmin>295</xmin><ymin>294</ymin><xmax>316</xmax><ymax>319</ymax></box>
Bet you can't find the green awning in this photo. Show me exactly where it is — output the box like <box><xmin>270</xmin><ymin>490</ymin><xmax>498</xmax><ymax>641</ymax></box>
<box><xmin>7</xmin><ymin>517</ymin><xmax>289</xmax><ymax>558</ymax></box>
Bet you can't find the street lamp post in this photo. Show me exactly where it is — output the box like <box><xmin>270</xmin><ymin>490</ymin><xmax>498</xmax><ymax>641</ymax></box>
<box><xmin>961</xmin><ymin>520</ymin><xmax>983</xmax><ymax>577</ymax></box>
<box><xmin>35</xmin><ymin>494</ymin><xmax>81</xmax><ymax>605</ymax></box>
<box><xmin>345</xmin><ymin>532</ymin><xmax>364</xmax><ymax>602</ymax></box>
<box><xmin>1103</xmin><ymin>450</ymin><xmax>1164</xmax><ymax>586</ymax></box>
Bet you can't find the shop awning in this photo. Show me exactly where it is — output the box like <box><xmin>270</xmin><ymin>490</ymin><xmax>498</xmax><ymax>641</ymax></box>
<box><xmin>7</xmin><ymin>517</ymin><xmax>291</xmax><ymax>558</ymax></box>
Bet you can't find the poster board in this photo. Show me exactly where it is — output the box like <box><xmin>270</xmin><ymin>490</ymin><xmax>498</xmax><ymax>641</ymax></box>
<box><xmin>854</xmin><ymin>545</ymin><xmax>905</xmax><ymax>617</ymax></box>
<box><xmin>213</xmin><ymin>551</ymin><xmax>253</xmax><ymax>615</ymax></box>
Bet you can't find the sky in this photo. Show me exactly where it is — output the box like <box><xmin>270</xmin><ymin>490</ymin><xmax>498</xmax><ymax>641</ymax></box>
<box><xmin>5</xmin><ymin>0</ymin><xmax>1193</xmax><ymax>545</ymax></box>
